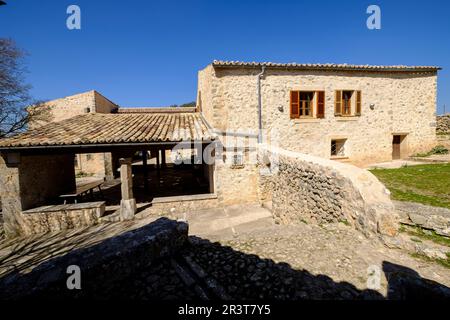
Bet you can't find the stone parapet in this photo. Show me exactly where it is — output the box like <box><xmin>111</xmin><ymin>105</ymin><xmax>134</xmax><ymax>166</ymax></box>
<box><xmin>258</xmin><ymin>145</ymin><xmax>398</xmax><ymax>237</ymax></box>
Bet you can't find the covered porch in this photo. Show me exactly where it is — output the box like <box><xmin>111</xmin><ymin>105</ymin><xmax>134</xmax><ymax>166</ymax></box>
<box><xmin>0</xmin><ymin>112</ymin><xmax>216</xmax><ymax>237</ymax></box>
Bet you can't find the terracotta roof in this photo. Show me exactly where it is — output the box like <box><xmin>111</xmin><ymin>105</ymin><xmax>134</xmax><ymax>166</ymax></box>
<box><xmin>0</xmin><ymin>113</ymin><xmax>214</xmax><ymax>149</ymax></box>
<box><xmin>212</xmin><ymin>60</ymin><xmax>441</xmax><ymax>72</ymax></box>
<box><xmin>118</xmin><ymin>107</ymin><xmax>196</xmax><ymax>113</ymax></box>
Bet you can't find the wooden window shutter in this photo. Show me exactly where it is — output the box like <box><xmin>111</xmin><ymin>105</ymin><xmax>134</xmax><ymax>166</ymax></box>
<box><xmin>334</xmin><ymin>90</ymin><xmax>342</xmax><ymax>116</ymax></box>
<box><xmin>356</xmin><ymin>90</ymin><xmax>362</xmax><ymax>115</ymax></box>
<box><xmin>290</xmin><ymin>91</ymin><xmax>299</xmax><ymax>119</ymax></box>
<box><xmin>316</xmin><ymin>91</ymin><xmax>325</xmax><ymax>118</ymax></box>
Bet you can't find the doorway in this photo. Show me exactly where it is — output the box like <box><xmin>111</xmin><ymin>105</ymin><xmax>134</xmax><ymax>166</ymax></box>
<box><xmin>392</xmin><ymin>134</ymin><xmax>407</xmax><ymax>160</ymax></box>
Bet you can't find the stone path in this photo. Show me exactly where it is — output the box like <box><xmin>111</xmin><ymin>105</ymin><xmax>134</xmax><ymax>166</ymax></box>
<box><xmin>365</xmin><ymin>159</ymin><xmax>436</xmax><ymax>169</ymax></box>
<box><xmin>187</xmin><ymin>223</ymin><xmax>450</xmax><ymax>299</ymax></box>
<box><xmin>181</xmin><ymin>204</ymin><xmax>274</xmax><ymax>239</ymax></box>
<box><xmin>166</xmin><ymin>203</ymin><xmax>450</xmax><ymax>299</ymax></box>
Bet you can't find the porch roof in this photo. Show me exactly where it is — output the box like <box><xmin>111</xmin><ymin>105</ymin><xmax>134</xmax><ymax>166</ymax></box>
<box><xmin>0</xmin><ymin>112</ymin><xmax>215</xmax><ymax>150</ymax></box>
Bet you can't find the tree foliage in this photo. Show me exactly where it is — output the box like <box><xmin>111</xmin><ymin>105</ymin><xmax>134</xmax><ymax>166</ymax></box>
<box><xmin>0</xmin><ymin>38</ymin><xmax>49</xmax><ymax>138</ymax></box>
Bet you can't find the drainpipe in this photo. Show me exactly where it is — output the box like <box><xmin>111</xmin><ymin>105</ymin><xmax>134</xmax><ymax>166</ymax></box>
<box><xmin>257</xmin><ymin>65</ymin><xmax>266</xmax><ymax>144</ymax></box>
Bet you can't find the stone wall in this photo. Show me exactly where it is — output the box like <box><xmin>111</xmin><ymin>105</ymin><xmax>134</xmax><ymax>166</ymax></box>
<box><xmin>19</xmin><ymin>202</ymin><xmax>105</xmax><ymax>236</ymax></box>
<box><xmin>437</xmin><ymin>114</ymin><xmax>450</xmax><ymax>134</ymax></box>
<box><xmin>198</xmin><ymin>66</ymin><xmax>438</xmax><ymax>166</ymax></box>
<box><xmin>437</xmin><ymin>134</ymin><xmax>450</xmax><ymax>150</ymax></box>
<box><xmin>93</xmin><ymin>90</ymin><xmax>118</xmax><ymax>113</ymax></box>
<box><xmin>258</xmin><ymin>145</ymin><xmax>398</xmax><ymax>237</ymax></box>
<box><xmin>0</xmin><ymin>153</ymin><xmax>75</xmax><ymax>237</ymax></box>
<box><xmin>197</xmin><ymin>64</ymin><xmax>215</xmax><ymax>128</ymax></box>
<box><xmin>136</xmin><ymin>195</ymin><xmax>221</xmax><ymax>219</ymax></box>
<box><xmin>214</xmin><ymin>151</ymin><xmax>260</xmax><ymax>205</ymax></box>
<box><xmin>0</xmin><ymin>218</ymin><xmax>188</xmax><ymax>299</ymax></box>
<box><xmin>75</xmin><ymin>153</ymin><xmax>107</xmax><ymax>178</ymax></box>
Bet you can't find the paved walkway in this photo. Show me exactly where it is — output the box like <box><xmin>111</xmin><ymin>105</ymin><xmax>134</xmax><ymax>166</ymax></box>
<box><xmin>181</xmin><ymin>204</ymin><xmax>274</xmax><ymax>239</ymax></box>
<box><xmin>365</xmin><ymin>159</ymin><xmax>435</xmax><ymax>169</ymax></box>
<box><xmin>365</xmin><ymin>155</ymin><xmax>449</xmax><ymax>169</ymax></box>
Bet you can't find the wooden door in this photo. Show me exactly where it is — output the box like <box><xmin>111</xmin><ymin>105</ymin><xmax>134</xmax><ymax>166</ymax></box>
<box><xmin>392</xmin><ymin>135</ymin><xmax>401</xmax><ymax>159</ymax></box>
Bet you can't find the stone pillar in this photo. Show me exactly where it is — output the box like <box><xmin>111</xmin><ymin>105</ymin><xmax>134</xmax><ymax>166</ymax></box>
<box><xmin>0</xmin><ymin>153</ymin><xmax>23</xmax><ymax>237</ymax></box>
<box><xmin>119</xmin><ymin>158</ymin><xmax>136</xmax><ymax>220</ymax></box>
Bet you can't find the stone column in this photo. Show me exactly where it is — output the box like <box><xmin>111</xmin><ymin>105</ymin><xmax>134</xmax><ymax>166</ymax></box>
<box><xmin>119</xmin><ymin>158</ymin><xmax>136</xmax><ymax>220</ymax></box>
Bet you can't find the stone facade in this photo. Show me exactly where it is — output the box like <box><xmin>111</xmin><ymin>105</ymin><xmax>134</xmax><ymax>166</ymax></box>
<box><xmin>197</xmin><ymin>65</ymin><xmax>438</xmax><ymax>166</ymax></box>
<box><xmin>257</xmin><ymin>145</ymin><xmax>398</xmax><ymax>237</ymax></box>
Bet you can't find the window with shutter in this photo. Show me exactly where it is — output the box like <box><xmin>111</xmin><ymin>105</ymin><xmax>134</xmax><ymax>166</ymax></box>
<box><xmin>335</xmin><ymin>90</ymin><xmax>342</xmax><ymax>116</ymax></box>
<box><xmin>316</xmin><ymin>91</ymin><xmax>325</xmax><ymax>118</ymax></box>
<box><xmin>356</xmin><ymin>90</ymin><xmax>362</xmax><ymax>115</ymax></box>
<box><xmin>290</xmin><ymin>91</ymin><xmax>299</xmax><ymax>119</ymax></box>
<box><xmin>342</xmin><ymin>91</ymin><xmax>353</xmax><ymax>115</ymax></box>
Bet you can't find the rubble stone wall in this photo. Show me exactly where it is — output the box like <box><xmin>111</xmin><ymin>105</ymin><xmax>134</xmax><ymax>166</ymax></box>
<box><xmin>258</xmin><ymin>145</ymin><xmax>398</xmax><ymax>237</ymax></box>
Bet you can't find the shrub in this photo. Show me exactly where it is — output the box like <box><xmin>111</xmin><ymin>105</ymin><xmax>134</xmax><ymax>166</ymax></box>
<box><xmin>430</xmin><ymin>145</ymin><xmax>449</xmax><ymax>155</ymax></box>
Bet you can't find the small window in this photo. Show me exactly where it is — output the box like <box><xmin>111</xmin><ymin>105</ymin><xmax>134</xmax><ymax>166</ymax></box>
<box><xmin>331</xmin><ymin>139</ymin><xmax>347</xmax><ymax>157</ymax></box>
<box><xmin>232</xmin><ymin>153</ymin><xmax>243</xmax><ymax>165</ymax></box>
<box><xmin>231</xmin><ymin>152</ymin><xmax>244</xmax><ymax>168</ymax></box>
<box><xmin>86</xmin><ymin>154</ymin><xmax>93</xmax><ymax>161</ymax></box>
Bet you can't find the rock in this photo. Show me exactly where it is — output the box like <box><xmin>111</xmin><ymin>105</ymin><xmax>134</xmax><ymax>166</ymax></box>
<box><xmin>423</xmin><ymin>248</ymin><xmax>448</xmax><ymax>260</ymax></box>
<box><xmin>409</xmin><ymin>213</ymin><xmax>427</xmax><ymax>226</ymax></box>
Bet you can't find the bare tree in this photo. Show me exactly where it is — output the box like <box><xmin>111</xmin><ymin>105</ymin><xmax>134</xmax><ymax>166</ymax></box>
<box><xmin>0</xmin><ymin>38</ymin><xmax>50</xmax><ymax>138</ymax></box>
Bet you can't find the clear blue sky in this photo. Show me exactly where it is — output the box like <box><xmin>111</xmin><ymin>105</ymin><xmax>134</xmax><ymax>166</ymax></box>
<box><xmin>0</xmin><ymin>0</ymin><xmax>449</xmax><ymax>113</ymax></box>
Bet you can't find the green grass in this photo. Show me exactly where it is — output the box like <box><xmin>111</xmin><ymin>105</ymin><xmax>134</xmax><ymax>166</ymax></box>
<box><xmin>370</xmin><ymin>164</ymin><xmax>450</xmax><ymax>209</ymax></box>
<box><xmin>400</xmin><ymin>225</ymin><xmax>450</xmax><ymax>247</ymax></box>
<box><xmin>410</xmin><ymin>252</ymin><xmax>450</xmax><ymax>269</ymax></box>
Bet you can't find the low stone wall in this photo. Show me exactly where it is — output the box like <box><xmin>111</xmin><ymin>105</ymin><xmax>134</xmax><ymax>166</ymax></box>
<box><xmin>136</xmin><ymin>194</ymin><xmax>220</xmax><ymax>219</ymax></box>
<box><xmin>258</xmin><ymin>145</ymin><xmax>398</xmax><ymax>237</ymax></box>
<box><xmin>0</xmin><ymin>218</ymin><xmax>188</xmax><ymax>299</ymax></box>
<box><xmin>437</xmin><ymin>114</ymin><xmax>450</xmax><ymax>134</ymax></box>
<box><xmin>19</xmin><ymin>202</ymin><xmax>105</xmax><ymax>236</ymax></box>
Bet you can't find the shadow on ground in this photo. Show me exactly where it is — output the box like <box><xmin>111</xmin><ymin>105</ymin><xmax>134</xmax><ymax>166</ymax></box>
<box><xmin>0</xmin><ymin>218</ymin><xmax>449</xmax><ymax>300</ymax></box>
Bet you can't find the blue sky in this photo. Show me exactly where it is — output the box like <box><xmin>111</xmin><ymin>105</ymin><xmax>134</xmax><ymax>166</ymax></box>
<box><xmin>0</xmin><ymin>0</ymin><xmax>449</xmax><ymax>113</ymax></box>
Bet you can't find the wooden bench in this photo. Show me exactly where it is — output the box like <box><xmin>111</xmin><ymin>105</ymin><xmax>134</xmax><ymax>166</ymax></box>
<box><xmin>59</xmin><ymin>180</ymin><xmax>104</xmax><ymax>204</ymax></box>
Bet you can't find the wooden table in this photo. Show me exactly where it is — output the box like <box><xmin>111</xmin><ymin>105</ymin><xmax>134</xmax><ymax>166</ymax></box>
<box><xmin>59</xmin><ymin>180</ymin><xmax>104</xmax><ymax>204</ymax></box>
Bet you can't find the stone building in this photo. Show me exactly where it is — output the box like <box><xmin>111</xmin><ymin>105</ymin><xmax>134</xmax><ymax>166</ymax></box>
<box><xmin>198</xmin><ymin>61</ymin><xmax>440</xmax><ymax>166</ymax></box>
<box><xmin>0</xmin><ymin>61</ymin><xmax>441</xmax><ymax>237</ymax></box>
